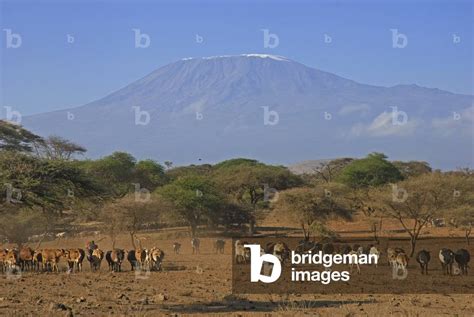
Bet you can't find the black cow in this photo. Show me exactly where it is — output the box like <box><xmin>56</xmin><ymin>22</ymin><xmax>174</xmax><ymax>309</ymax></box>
<box><xmin>127</xmin><ymin>250</ymin><xmax>137</xmax><ymax>271</ymax></box>
<box><xmin>296</xmin><ymin>240</ymin><xmax>321</xmax><ymax>253</ymax></box>
<box><xmin>105</xmin><ymin>250</ymin><xmax>113</xmax><ymax>271</ymax></box>
<box><xmin>109</xmin><ymin>249</ymin><xmax>125</xmax><ymax>272</ymax></box>
<box><xmin>439</xmin><ymin>248</ymin><xmax>455</xmax><ymax>275</ymax></box>
<box><xmin>454</xmin><ymin>249</ymin><xmax>470</xmax><ymax>275</ymax></box>
<box><xmin>340</xmin><ymin>244</ymin><xmax>352</xmax><ymax>255</ymax></box>
<box><xmin>416</xmin><ymin>250</ymin><xmax>430</xmax><ymax>274</ymax></box>
<box><xmin>322</xmin><ymin>243</ymin><xmax>335</xmax><ymax>255</ymax></box>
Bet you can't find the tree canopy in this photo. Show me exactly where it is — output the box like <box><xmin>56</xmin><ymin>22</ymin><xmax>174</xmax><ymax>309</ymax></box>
<box><xmin>272</xmin><ymin>184</ymin><xmax>352</xmax><ymax>240</ymax></box>
<box><xmin>158</xmin><ymin>175</ymin><xmax>224</xmax><ymax>237</ymax></box>
<box><xmin>0</xmin><ymin>120</ymin><xmax>43</xmax><ymax>153</ymax></box>
<box><xmin>337</xmin><ymin>153</ymin><xmax>403</xmax><ymax>188</ymax></box>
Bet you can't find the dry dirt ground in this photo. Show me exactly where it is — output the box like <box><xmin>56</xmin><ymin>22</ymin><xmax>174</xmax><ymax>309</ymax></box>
<box><xmin>1</xmin><ymin>216</ymin><xmax>473</xmax><ymax>316</ymax></box>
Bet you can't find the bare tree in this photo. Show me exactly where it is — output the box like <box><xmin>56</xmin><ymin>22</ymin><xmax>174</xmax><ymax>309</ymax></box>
<box><xmin>448</xmin><ymin>207</ymin><xmax>474</xmax><ymax>245</ymax></box>
<box><xmin>372</xmin><ymin>173</ymin><xmax>473</xmax><ymax>256</ymax></box>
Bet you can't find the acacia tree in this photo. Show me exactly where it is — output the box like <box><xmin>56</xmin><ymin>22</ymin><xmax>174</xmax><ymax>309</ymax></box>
<box><xmin>392</xmin><ymin>160</ymin><xmax>432</xmax><ymax>178</ymax></box>
<box><xmin>372</xmin><ymin>172</ymin><xmax>474</xmax><ymax>256</ymax></box>
<box><xmin>448</xmin><ymin>207</ymin><xmax>474</xmax><ymax>245</ymax></box>
<box><xmin>0</xmin><ymin>209</ymin><xmax>49</xmax><ymax>248</ymax></box>
<box><xmin>272</xmin><ymin>183</ymin><xmax>352</xmax><ymax>240</ymax></box>
<box><xmin>0</xmin><ymin>120</ymin><xmax>43</xmax><ymax>152</ymax></box>
<box><xmin>310</xmin><ymin>158</ymin><xmax>353</xmax><ymax>184</ymax></box>
<box><xmin>35</xmin><ymin>135</ymin><xmax>86</xmax><ymax>160</ymax></box>
<box><xmin>158</xmin><ymin>176</ymin><xmax>223</xmax><ymax>237</ymax></box>
<box><xmin>0</xmin><ymin>150</ymin><xmax>104</xmax><ymax>214</ymax></box>
<box><xmin>212</xmin><ymin>159</ymin><xmax>302</xmax><ymax>234</ymax></box>
<box><xmin>101</xmin><ymin>195</ymin><xmax>160</xmax><ymax>248</ymax></box>
<box><xmin>337</xmin><ymin>153</ymin><xmax>403</xmax><ymax>188</ymax></box>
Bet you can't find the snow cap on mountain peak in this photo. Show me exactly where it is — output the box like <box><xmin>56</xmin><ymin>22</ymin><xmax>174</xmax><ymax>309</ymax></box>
<box><xmin>181</xmin><ymin>54</ymin><xmax>290</xmax><ymax>61</ymax></box>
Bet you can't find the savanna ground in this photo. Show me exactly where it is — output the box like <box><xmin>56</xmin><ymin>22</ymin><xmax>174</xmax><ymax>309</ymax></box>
<box><xmin>1</xmin><ymin>214</ymin><xmax>473</xmax><ymax>316</ymax></box>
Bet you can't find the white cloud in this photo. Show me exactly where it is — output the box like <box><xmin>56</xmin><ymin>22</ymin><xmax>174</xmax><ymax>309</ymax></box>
<box><xmin>432</xmin><ymin>106</ymin><xmax>474</xmax><ymax>136</ymax></box>
<box><xmin>350</xmin><ymin>111</ymin><xmax>419</xmax><ymax>137</ymax></box>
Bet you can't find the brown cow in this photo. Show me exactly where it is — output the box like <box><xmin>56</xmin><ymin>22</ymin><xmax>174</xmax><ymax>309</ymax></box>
<box><xmin>108</xmin><ymin>249</ymin><xmax>125</xmax><ymax>272</ymax></box>
<box><xmin>41</xmin><ymin>249</ymin><xmax>64</xmax><ymax>272</ymax></box>
<box><xmin>0</xmin><ymin>249</ymin><xmax>8</xmax><ymax>272</ymax></box>
<box><xmin>5</xmin><ymin>249</ymin><xmax>18</xmax><ymax>268</ymax></box>
<box><xmin>19</xmin><ymin>247</ymin><xmax>34</xmax><ymax>271</ymax></box>
<box><xmin>148</xmin><ymin>247</ymin><xmax>165</xmax><ymax>271</ymax></box>
<box><xmin>64</xmin><ymin>248</ymin><xmax>86</xmax><ymax>272</ymax></box>
<box><xmin>88</xmin><ymin>248</ymin><xmax>104</xmax><ymax>272</ymax></box>
<box><xmin>33</xmin><ymin>250</ymin><xmax>43</xmax><ymax>271</ymax></box>
<box><xmin>134</xmin><ymin>248</ymin><xmax>147</xmax><ymax>270</ymax></box>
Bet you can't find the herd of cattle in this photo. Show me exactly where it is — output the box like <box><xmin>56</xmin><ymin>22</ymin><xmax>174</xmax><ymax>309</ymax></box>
<box><xmin>0</xmin><ymin>246</ymin><xmax>166</xmax><ymax>274</ymax></box>
<box><xmin>0</xmin><ymin>238</ymin><xmax>226</xmax><ymax>275</ymax></box>
<box><xmin>234</xmin><ymin>240</ymin><xmax>471</xmax><ymax>276</ymax></box>
<box><xmin>0</xmin><ymin>237</ymin><xmax>471</xmax><ymax>277</ymax></box>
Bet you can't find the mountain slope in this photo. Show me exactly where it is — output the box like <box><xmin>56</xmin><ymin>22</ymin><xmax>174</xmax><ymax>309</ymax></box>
<box><xmin>21</xmin><ymin>54</ymin><xmax>473</xmax><ymax>168</ymax></box>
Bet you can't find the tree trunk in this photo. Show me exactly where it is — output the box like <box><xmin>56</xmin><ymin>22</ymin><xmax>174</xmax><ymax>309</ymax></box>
<box><xmin>466</xmin><ymin>228</ymin><xmax>471</xmax><ymax>245</ymax></box>
<box><xmin>409</xmin><ymin>236</ymin><xmax>417</xmax><ymax>257</ymax></box>
<box><xmin>130</xmin><ymin>232</ymin><xmax>136</xmax><ymax>249</ymax></box>
<box><xmin>190</xmin><ymin>224</ymin><xmax>197</xmax><ymax>238</ymax></box>
<box><xmin>301</xmin><ymin>225</ymin><xmax>308</xmax><ymax>241</ymax></box>
<box><xmin>249</xmin><ymin>219</ymin><xmax>255</xmax><ymax>236</ymax></box>
<box><xmin>372</xmin><ymin>223</ymin><xmax>379</xmax><ymax>244</ymax></box>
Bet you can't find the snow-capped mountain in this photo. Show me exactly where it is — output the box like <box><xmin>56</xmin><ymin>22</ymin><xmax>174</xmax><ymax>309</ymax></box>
<box><xmin>21</xmin><ymin>54</ymin><xmax>473</xmax><ymax>168</ymax></box>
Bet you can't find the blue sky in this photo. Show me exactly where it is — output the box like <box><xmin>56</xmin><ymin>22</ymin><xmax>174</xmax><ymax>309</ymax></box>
<box><xmin>1</xmin><ymin>0</ymin><xmax>472</xmax><ymax>115</ymax></box>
